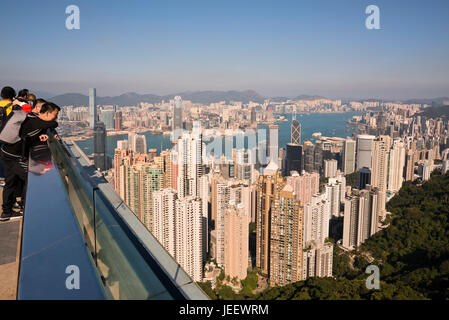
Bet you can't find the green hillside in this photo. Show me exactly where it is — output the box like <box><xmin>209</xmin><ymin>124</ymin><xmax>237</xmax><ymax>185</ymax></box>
<box><xmin>200</xmin><ymin>171</ymin><xmax>449</xmax><ymax>300</ymax></box>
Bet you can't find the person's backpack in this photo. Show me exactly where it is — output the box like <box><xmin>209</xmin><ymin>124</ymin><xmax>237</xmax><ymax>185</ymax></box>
<box><xmin>0</xmin><ymin>109</ymin><xmax>28</xmax><ymax>145</ymax></box>
<box><xmin>0</xmin><ymin>102</ymin><xmax>13</xmax><ymax>127</ymax></box>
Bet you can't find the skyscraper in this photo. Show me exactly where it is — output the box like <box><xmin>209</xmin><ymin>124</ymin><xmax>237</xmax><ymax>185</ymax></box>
<box><xmin>291</xmin><ymin>116</ymin><xmax>301</xmax><ymax>145</ymax></box>
<box><xmin>325</xmin><ymin>175</ymin><xmax>346</xmax><ymax>218</ymax></box>
<box><xmin>442</xmin><ymin>149</ymin><xmax>449</xmax><ymax>174</ymax></box>
<box><xmin>256</xmin><ymin>161</ymin><xmax>284</xmax><ymax>277</ymax></box>
<box><xmin>314</xmin><ymin>140</ymin><xmax>323</xmax><ymax>174</ymax></box>
<box><xmin>152</xmin><ymin>188</ymin><xmax>178</xmax><ymax>258</ymax></box>
<box><xmin>371</xmin><ymin>136</ymin><xmax>391</xmax><ymax>219</ymax></box>
<box><xmin>89</xmin><ymin>88</ymin><xmax>97</xmax><ymax>129</ymax></box>
<box><xmin>93</xmin><ymin>121</ymin><xmax>106</xmax><ymax>171</ymax></box>
<box><xmin>282</xmin><ymin>143</ymin><xmax>303</xmax><ymax>176</ymax></box>
<box><xmin>357</xmin><ymin>167</ymin><xmax>371</xmax><ymax>190</ymax></box>
<box><xmin>269</xmin><ymin>184</ymin><xmax>304</xmax><ymax>286</ymax></box>
<box><xmin>356</xmin><ymin>135</ymin><xmax>376</xmax><ymax>171</ymax></box>
<box><xmin>173</xmin><ymin>96</ymin><xmax>183</xmax><ymax>139</ymax></box>
<box><xmin>303</xmin><ymin>242</ymin><xmax>333</xmax><ymax>279</ymax></box>
<box><xmin>342</xmin><ymin>186</ymin><xmax>379</xmax><ymax>250</ymax></box>
<box><xmin>404</xmin><ymin>149</ymin><xmax>415</xmax><ymax>181</ymax></box>
<box><xmin>285</xmin><ymin>171</ymin><xmax>320</xmax><ymax>207</ymax></box>
<box><xmin>114</xmin><ymin>111</ymin><xmax>122</xmax><ymax>130</ymax></box>
<box><xmin>324</xmin><ymin>159</ymin><xmax>338</xmax><ymax>178</ymax></box>
<box><xmin>175</xmin><ymin>197</ymin><xmax>204</xmax><ymax>282</ymax></box>
<box><xmin>303</xmin><ymin>193</ymin><xmax>331</xmax><ymax>245</ymax></box>
<box><xmin>99</xmin><ymin>109</ymin><xmax>115</xmax><ymax>130</ymax></box>
<box><xmin>224</xmin><ymin>203</ymin><xmax>249</xmax><ymax>281</ymax></box>
<box><xmin>212</xmin><ymin>176</ymin><xmax>250</xmax><ymax>268</ymax></box>
<box><xmin>303</xmin><ymin>141</ymin><xmax>315</xmax><ymax>173</ymax></box>
<box><xmin>134</xmin><ymin>135</ymin><xmax>147</xmax><ymax>155</ymax></box>
<box><xmin>177</xmin><ymin>125</ymin><xmax>203</xmax><ymax>198</ymax></box>
<box><xmin>342</xmin><ymin>138</ymin><xmax>356</xmax><ymax>174</ymax></box>
<box><xmin>387</xmin><ymin>139</ymin><xmax>406</xmax><ymax>192</ymax></box>
<box><xmin>250</xmin><ymin>107</ymin><xmax>256</xmax><ymax>125</ymax></box>
<box><xmin>268</xmin><ymin>124</ymin><xmax>279</xmax><ymax>164</ymax></box>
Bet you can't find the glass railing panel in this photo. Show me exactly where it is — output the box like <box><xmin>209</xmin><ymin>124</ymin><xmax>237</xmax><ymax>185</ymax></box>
<box><xmin>47</xmin><ymin>133</ymin><xmax>209</xmax><ymax>300</ymax></box>
<box><xmin>51</xmin><ymin>140</ymin><xmax>96</xmax><ymax>258</ymax></box>
<box><xmin>18</xmin><ymin>145</ymin><xmax>105</xmax><ymax>299</ymax></box>
<box><xmin>94</xmin><ymin>190</ymin><xmax>176</xmax><ymax>299</ymax></box>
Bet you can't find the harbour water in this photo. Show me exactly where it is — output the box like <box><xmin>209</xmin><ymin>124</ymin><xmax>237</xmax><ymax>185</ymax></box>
<box><xmin>75</xmin><ymin>112</ymin><xmax>362</xmax><ymax>159</ymax></box>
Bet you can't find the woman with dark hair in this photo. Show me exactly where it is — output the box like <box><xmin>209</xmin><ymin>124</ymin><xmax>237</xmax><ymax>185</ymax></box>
<box><xmin>13</xmin><ymin>88</ymin><xmax>33</xmax><ymax>113</ymax></box>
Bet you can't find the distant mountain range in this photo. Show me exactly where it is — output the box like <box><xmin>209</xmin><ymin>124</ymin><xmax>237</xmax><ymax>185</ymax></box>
<box><xmin>46</xmin><ymin>90</ymin><xmax>449</xmax><ymax>107</ymax></box>
<box><xmin>49</xmin><ymin>90</ymin><xmax>266</xmax><ymax>106</ymax></box>
<box><xmin>404</xmin><ymin>97</ymin><xmax>449</xmax><ymax>105</ymax></box>
<box><xmin>416</xmin><ymin>104</ymin><xmax>449</xmax><ymax>119</ymax></box>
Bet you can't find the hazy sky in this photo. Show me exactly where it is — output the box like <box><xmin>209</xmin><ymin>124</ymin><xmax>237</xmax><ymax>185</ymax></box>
<box><xmin>0</xmin><ymin>0</ymin><xmax>448</xmax><ymax>99</ymax></box>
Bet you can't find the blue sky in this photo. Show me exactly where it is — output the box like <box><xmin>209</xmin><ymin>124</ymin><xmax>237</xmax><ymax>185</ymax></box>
<box><xmin>0</xmin><ymin>0</ymin><xmax>448</xmax><ymax>99</ymax></box>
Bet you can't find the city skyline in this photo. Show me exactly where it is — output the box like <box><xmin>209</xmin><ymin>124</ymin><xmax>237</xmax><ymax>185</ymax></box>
<box><xmin>0</xmin><ymin>0</ymin><xmax>448</xmax><ymax>99</ymax></box>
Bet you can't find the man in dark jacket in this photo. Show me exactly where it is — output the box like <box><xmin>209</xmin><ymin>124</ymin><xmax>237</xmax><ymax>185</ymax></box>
<box><xmin>0</xmin><ymin>102</ymin><xmax>59</xmax><ymax>221</ymax></box>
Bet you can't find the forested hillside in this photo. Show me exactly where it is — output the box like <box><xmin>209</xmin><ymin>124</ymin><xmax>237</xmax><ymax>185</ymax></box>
<box><xmin>200</xmin><ymin>172</ymin><xmax>449</xmax><ymax>300</ymax></box>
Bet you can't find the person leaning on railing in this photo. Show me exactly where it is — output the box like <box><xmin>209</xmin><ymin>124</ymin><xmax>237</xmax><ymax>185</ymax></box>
<box><xmin>0</xmin><ymin>86</ymin><xmax>17</xmax><ymax>190</ymax></box>
<box><xmin>12</xmin><ymin>89</ymin><xmax>33</xmax><ymax>114</ymax></box>
<box><xmin>0</xmin><ymin>101</ymin><xmax>60</xmax><ymax>222</ymax></box>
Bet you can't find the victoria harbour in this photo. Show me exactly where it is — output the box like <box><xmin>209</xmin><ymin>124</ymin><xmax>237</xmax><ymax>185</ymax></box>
<box><xmin>76</xmin><ymin>112</ymin><xmax>362</xmax><ymax>158</ymax></box>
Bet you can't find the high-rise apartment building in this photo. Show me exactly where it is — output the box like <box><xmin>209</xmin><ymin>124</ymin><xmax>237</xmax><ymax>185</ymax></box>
<box><xmin>152</xmin><ymin>188</ymin><xmax>178</xmax><ymax>258</ymax></box>
<box><xmin>224</xmin><ymin>203</ymin><xmax>249</xmax><ymax>281</ymax></box>
<box><xmin>175</xmin><ymin>197</ymin><xmax>204</xmax><ymax>282</ymax></box>
<box><xmin>89</xmin><ymin>88</ymin><xmax>97</xmax><ymax>129</ymax></box>
<box><xmin>268</xmin><ymin>125</ymin><xmax>279</xmax><ymax>164</ymax></box>
<box><xmin>371</xmin><ymin>136</ymin><xmax>391</xmax><ymax>219</ymax></box>
<box><xmin>357</xmin><ymin>167</ymin><xmax>371</xmax><ymax>190</ymax></box>
<box><xmin>269</xmin><ymin>184</ymin><xmax>304</xmax><ymax>286</ymax></box>
<box><xmin>342</xmin><ymin>138</ymin><xmax>356</xmax><ymax>174</ymax></box>
<box><xmin>94</xmin><ymin>121</ymin><xmax>107</xmax><ymax>171</ymax></box>
<box><xmin>387</xmin><ymin>139</ymin><xmax>406</xmax><ymax>192</ymax></box>
<box><xmin>303</xmin><ymin>193</ymin><xmax>331</xmax><ymax>245</ymax></box>
<box><xmin>114</xmin><ymin>111</ymin><xmax>122</xmax><ymax>130</ymax></box>
<box><xmin>324</xmin><ymin>159</ymin><xmax>338</xmax><ymax>178</ymax></box>
<box><xmin>177</xmin><ymin>125</ymin><xmax>203</xmax><ymax>199</ymax></box>
<box><xmin>342</xmin><ymin>186</ymin><xmax>379</xmax><ymax>250</ymax></box>
<box><xmin>285</xmin><ymin>171</ymin><xmax>319</xmax><ymax>207</ymax></box>
<box><xmin>323</xmin><ymin>173</ymin><xmax>346</xmax><ymax>218</ymax></box>
<box><xmin>404</xmin><ymin>149</ymin><xmax>415</xmax><ymax>181</ymax></box>
<box><xmin>256</xmin><ymin>161</ymin><xmax>284</xmax><ymax>277</ymax></box>
<box><xmin>212</xmin><ymin>175</ymin><xmax>250</xmax><ymax>267</ymax></box>
<box><xmin>303</xmin><ymin>242</ymin><xmax>333</xmax><ymax>279</ymax></box>
<box><xmin>250</xmin><ymin>107</ymin><xmax>256</xmax><ymax>125</ymax></box>
<box><xmin>356</xmin><ymin>135</ymin><xmax>375</xmax><ymax>171</ymax></box>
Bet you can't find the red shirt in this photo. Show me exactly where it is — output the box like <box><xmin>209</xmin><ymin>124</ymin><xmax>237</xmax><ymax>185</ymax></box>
<box><xmin>17</xmin><ymin>101</ymin><xmax>32</xmax><ymax>113</ymax></box>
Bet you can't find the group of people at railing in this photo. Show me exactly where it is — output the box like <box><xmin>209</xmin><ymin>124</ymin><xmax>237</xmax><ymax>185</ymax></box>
<box><xmin>0</xmin><ymin>86</ymin><xmax>60</xmax><ymax>221</ymax></box>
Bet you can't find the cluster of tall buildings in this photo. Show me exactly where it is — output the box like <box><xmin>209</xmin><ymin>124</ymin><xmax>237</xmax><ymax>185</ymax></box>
<box><xmin>105</xmin><ymin>95</ymin><xmax>449</xmax><ymax>290</ymax></box>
